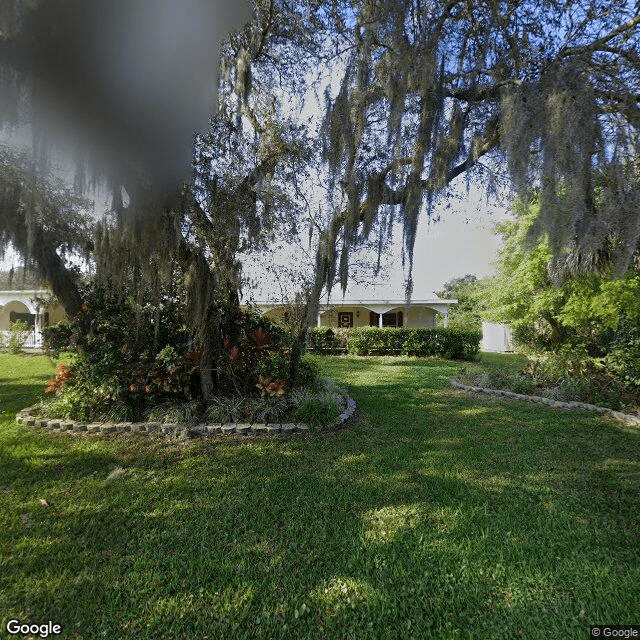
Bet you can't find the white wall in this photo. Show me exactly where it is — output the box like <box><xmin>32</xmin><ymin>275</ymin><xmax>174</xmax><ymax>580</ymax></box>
<box><xmin>481</xmin><ymin>322</ymin><xmax>514</xmax><ymax>352</ymax></box>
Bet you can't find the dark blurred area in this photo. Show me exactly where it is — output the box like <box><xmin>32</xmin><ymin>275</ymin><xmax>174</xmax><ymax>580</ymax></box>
<box><xmin>0</xmin><ymin>0</ymin><xmax>251</xmax><ymax>191</ymax></box>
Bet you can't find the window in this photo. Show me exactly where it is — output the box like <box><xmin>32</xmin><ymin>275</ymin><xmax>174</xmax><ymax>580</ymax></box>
<box><xmin>370</xmin><ymin>311</ymin><xmax>403</xmax><ymax>327</ymax></box>
<box><xmin>337</xmin><ymin>312</ymin><xmax>353</xmax><ymax>328</ymax></box>
<box><xmin>9</xmin><ymin>311</ymin><xmax>35</xmax><ymax>327</ymax></box>
<box><xmin>381</xmin><ymin>312</ymin><xmax>396</xmax><ymax>327</ymax></box>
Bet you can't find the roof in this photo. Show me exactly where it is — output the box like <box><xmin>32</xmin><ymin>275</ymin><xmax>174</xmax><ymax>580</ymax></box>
<box><xmin>316</xmin><ymin>298</ymin><xmax>457</xmax><ymax>305</ymax></box>
<box><xmin>254</xmin><ymin>298</ymin><xmax>457</xmax><ymax>315</ymax></box>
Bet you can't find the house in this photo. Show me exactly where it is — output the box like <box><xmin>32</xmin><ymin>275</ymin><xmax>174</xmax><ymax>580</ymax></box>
<box><xmin>256</xmin><ymin>296</ymin><xmax>457</xmax><ymax>329</ymax></box>
<box><xmin>0</xmin><ymin>284</ymin><xmax>457</xmax><ymax>350</ymax></box>
<box><xmin>0</xmin><ymin>289</ymin><xmax>67</xmax><ymax>347</ymax></box>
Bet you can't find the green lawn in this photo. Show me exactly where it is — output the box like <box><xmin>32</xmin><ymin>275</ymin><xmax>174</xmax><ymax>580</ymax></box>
<box><xmin>1</xmin><ymin>352</ymin><xmax>638</xmax><ymax>639</ymax></box>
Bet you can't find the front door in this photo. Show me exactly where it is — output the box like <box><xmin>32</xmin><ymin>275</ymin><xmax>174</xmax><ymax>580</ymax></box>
<box><xmin>337</xmin><ymin>311</ymin><xmax>353</xmax><ymax>328</ymax></box>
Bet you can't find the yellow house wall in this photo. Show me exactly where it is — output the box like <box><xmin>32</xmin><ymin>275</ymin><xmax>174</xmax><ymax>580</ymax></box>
<box><xmin>319</xmin><ymin>306</ymin><xmax>438</xmax><ymax>328</ymax></box>
<box><xmin>262</xmin><ymin>308</ymin><xmax>288</xmax><ymax>325</ymax></box>
<box><xmin>0</xmin><ymin>299</ymin><xmax>68</xmax><ymax>330</ymax></box>
<box><xmin>319</xmin><ymin>306</ymin><xmax>372</xmax><ymax>328</ymax></box>
<box><xmin>404</xmin><ymin>307</ymin><xmax>437</xmax><ymax>328</ymax></box>
<box><xmin>259</xmin><ymin>304</ymin><xmax>441</xmax><ymax>329</ymax></box>
<box><xmin>45</xmin><ymin>302</ymin><xmax>67</xmax><ymax>325</ymax></box>
<box><xmin>0</xmin><ymin>301</ymin><xmax>31</xmax><ymax>329</ymax></box>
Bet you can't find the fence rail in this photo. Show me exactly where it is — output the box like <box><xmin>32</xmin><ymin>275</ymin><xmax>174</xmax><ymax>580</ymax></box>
<box><xmin>0</xmin><ymin>329</ymin><xmax>42</xmax><ymax>349</ymax></box>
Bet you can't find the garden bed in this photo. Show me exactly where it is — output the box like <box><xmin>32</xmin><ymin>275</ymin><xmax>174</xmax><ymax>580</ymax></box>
<box><xmin>451</xmin><ymin>378</ymin><xmax>640</xmax><ymax>427</ymax></box>
<box><xmin>16</xmin><ymin>388</ymin><xmax>357</xmax><ymax>438</ymax></box>
<box><xmin>457</xmin><ymin>350</ymin><xmax>640</xmax><ymax>415</ymax></box>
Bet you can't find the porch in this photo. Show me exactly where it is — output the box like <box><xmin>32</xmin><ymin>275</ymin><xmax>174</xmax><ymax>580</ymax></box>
<box><xmin>257</xmin><ymin>297</ymin><xmax>457</xmax><ymax>329</ymax></box>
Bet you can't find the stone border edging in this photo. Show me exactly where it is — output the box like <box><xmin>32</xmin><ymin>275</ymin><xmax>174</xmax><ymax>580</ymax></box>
<box><xmin>451</xmin><ymin>378</ymin><xmax>640</xmax><ymax>428</ymax></box>
<box><xmin>15</xmin><ymin>395</ymin><xmax>357</xmax><ymax>438</ymax></box>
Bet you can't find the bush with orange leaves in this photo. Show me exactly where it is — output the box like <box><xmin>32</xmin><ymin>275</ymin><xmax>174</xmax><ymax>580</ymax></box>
<box><xmin>45</xmin><ymin>363</ymin><xmax>74</xmax><ymax>394</ymax></box>
<box><xmin>256</xmin><ymin>375</ymin><xmax>286</xmax><ymax>397</ymax></box>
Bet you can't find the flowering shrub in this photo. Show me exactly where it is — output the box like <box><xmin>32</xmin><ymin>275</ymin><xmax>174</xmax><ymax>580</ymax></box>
<box><xmin>45</xmin><ymin>363</ymin><xmax>73</xmax><ymax>394</ymax></box>
<box><xmin>39</xmin><ymin>283</ymin><xmax>311</xmax><ymax>422</ymax></box>
<box><xmin>210</xmin><ymin>305</ymin><xmax>295</xmax><ymax>396</ymax></box>
<box><xmin>41</xmin><ymin>281</ymin><xmax>193</xmax><ymax>420</ymax></box>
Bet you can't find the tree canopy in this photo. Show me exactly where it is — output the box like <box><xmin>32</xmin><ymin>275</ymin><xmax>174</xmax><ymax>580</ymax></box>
<box><xmin>0</xmin><ymin>0</ymin><xmax>638</xmax><ymax>394</ymax></box>
<box><xmin>436</xmin><ymin>274</ymin><xmax>484</xmax><ymax>329</ymax></box>
<box><xmin>485</xmin><ymin>195</ymin><xmax>640</xmax><ymax>353</ymax></box>
<box><xmin>311</xmin><ymin>0</ymin><xmax>639</xmax><ymax>295</ymax></box>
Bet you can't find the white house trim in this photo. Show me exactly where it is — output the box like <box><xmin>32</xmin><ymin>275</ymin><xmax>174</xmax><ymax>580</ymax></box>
<box><xmin>256</xmin><ymin>296</ymin><xmax>457</xmax><ymax>328</ymax></box>
<box><xmin>0</xmin><ymin>289</ymin><xmax>64</xmax><ymax>347</ymax></box>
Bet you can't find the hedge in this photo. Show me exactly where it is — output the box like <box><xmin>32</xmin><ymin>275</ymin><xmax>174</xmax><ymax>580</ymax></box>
<box><xmin>306</xmin><ymin>327</ymin><xmax>349</xmax><ymax>354</ymax></box>
<box><xmin>306</xmin><ymin>326</ymin><xmax>481</xmax><ymax>360</ymax></box>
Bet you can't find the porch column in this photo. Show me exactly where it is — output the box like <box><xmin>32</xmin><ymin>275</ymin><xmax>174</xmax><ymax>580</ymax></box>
<box><xmin>378</xmin><ymin>313</ymin><xmax>383</xmax><ymax>328</ymax></box>
<box><xmin>317</xmin><ymin>311</ymin><xmax>322</xmax><ymax>327</ymax></box>
<box><xmin>444</xmin><ymin>309</ymin><xmax>449</xmax><ymax>327</ymax></box>
<box><xmin>35</xmin><ymin>306</ymin><xmax>41</xmax><ymax>346</ymax></box>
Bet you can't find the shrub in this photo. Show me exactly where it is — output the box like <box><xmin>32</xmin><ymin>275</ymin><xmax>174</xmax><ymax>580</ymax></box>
<box><xmin>606</xmin><ymin>320</ymin><xmax>640</xmax><ymax>390</ymax></box>
<box><xmin>457</xmin><ymin>350</ymin><xmax>640</xmax><ymax>412</ymax></box>
<box><xmin>296</xmin><ymin>356</ymin><xmax>320</xmax><ymax>387</ymax></box>
<box><xmin>2</xmin><ymin>320</ymin><xmax>32</xmax><ymax>354</ymax></box>
<box><xmin>342</xmin><ymin>327</ymin><xmax>481</xmax><ymax>360</ymax></box>
<box><xmin>306</xmin><ymin>327</ymin><xmax>348</xmax><ymax>354</ymax></box>
<box><xmin>207</xmin><ymin>306</ymin><xmax>297</xmax><ymax>396</ymax></box>
<box><xmin>348</xmin><ymin>327</ymin><xmax>404</xmax><ymax>355</ymax></box>
<box><xmin>405</xmin><ymin>327</ymin><xmax>481</xmax><ymax>359</ymax></box>
<box><xmin>41</xmin><ymin>323</ymin><xmax>72</xmax><ymax>355</ymax></box>
<box><xmin>38</xmin><ymin>282</ymin><xmax>306</xmax><ymax>421</ymax></box>
<box><xmin>39</xmin><ymin>281</ymin><xmax>196</xmax><ymax>420</ymax></box>
<box><xmin>524</xmin><ymin>345</ymin><xmax>590</xmax><ymax>383</ymax></box>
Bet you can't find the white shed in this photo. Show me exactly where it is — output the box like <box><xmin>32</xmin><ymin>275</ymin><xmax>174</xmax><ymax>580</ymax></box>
<box><xmin>481</xmin><ymin>322</ymin><xmax>514</xmax><ymax>352</ymax></box>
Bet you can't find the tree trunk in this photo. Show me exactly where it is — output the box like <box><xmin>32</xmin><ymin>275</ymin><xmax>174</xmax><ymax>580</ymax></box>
<box><xmin>199</xmin><ymin>332</ymin><xmax>215</xmax><ymax>400</ymax></box>
<box><xmin>540</xmin><ymin>310</ymin><xmax>567</xmax><ymax>345</ymax></box>
<box><xmin>288</xmin><ymin>328</ymin><xmax>307</xmax><ymax>387</ymax></box>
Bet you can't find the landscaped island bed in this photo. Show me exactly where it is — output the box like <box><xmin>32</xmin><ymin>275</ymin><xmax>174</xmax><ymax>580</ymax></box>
<box><xmin>1</xmin><ymin>352</ymin><xmax>638</xmax><ymax>639</ymax></box>
<box><xmin>15</xmin><ymin>391</ymin><xmax>357</xmax><ymax>437</ymax></box>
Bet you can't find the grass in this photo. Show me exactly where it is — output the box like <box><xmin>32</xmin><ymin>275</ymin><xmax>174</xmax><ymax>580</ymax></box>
<box><xmin>1</xmin><ymin>351</ymin><xmax>639</xmax><ymax>639</ymax></box>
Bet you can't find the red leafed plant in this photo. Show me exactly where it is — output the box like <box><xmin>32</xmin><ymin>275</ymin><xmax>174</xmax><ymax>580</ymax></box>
<box><xmin>45</xmin><ymin>363</ymin><xmax>73</xmax><ymax>394</ymax></box>
<box><xmin>256</xmin><ymin>375</ymin><xmax>285</xmax><ymax>397</ymax></box>
<box><xmin>267</xmin><ymin>379</ymin><xmax>285</xmax><ymax>397</ymax></box>
<box><xmin>249</xmin><ymin>327</ymin><xmax>269</xmax><ymax>350</ymax></box>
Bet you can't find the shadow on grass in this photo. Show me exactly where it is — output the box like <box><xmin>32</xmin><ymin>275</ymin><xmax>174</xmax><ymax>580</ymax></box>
<box><xmin>1</xmin><ymin>355</ymin><xmax>639</xmax><ymax>638</ymax></box>
<box><xmin>2</xmin><ymin>407</ymin><xmax>639</xmax><ymax>638</ymax></box>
